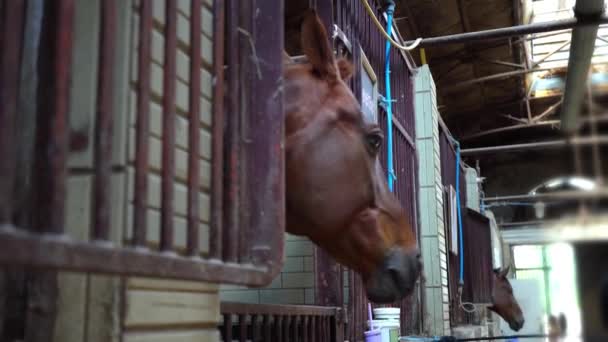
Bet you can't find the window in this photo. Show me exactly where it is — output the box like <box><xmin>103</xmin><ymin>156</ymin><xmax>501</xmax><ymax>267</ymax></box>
<box><xmin>360</xmin><ymin>49</ymin><xmax>378</xmax><ymax>124</ymax></box>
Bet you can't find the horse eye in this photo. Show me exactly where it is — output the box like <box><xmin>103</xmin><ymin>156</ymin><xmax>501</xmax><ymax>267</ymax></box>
<box><xmin>366</xmin><ymin>133</ymin><xmax>383</xmax><ymax>152</ymax></box>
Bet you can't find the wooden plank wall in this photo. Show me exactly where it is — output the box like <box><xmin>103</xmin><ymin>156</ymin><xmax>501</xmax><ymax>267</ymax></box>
<box><xmin>54</xmin><ymin>0</ymin><xmax>222</xmax><ymax>341</ymax></box>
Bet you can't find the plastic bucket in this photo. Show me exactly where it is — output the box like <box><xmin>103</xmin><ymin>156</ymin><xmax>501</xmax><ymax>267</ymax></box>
<box><xmin>373</xmin><ymin>307</ymin><xmax>400</xmax><ymax>321</ymax></box>
<box><xmin>365</xmin><ymin>329</ymin><xmax>382</xmax><ymax>342</ymax></box>
<box><xmin>367</xmin><ymin>319</ymin><xmax>400</xmax><ymax>342</ymax></box>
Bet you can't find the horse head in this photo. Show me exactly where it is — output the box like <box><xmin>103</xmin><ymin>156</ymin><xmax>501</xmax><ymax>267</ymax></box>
<box><xmin>489</xmin><ymin>266</ymin><xmax>525</xmax><ymax>331</ymax></box>
<box><xmin>283</xmin><ymin>10</ymin><xmax>421</xmax><ymax>304</ymax></box>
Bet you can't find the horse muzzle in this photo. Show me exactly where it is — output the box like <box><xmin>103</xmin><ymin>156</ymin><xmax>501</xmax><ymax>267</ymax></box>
<box><xmin>365</xmin><ymin>247</ymin><xmax>421</xmax><ymax>304</ymax></box>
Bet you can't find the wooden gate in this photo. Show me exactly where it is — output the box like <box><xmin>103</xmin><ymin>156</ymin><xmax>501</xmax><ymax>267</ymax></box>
<box><xmin>0</xmin><ymin>0</ymin><xmax>284</xmax><ymax>285</ymax></box>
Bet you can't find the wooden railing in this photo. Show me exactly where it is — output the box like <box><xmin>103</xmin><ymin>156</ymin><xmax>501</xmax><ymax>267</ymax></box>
<box><xmin>220</xmin><ymin>302</ymin><xmax>346</xmax><ymax>342</ymax></box>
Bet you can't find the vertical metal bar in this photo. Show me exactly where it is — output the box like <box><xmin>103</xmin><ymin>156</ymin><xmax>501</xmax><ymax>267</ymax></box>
<box><xmin>277</xmin><ymin>315</ymin><xmax>283</xmax><ymax>341</ymax></box>
<box><xmin>239</xmin><ymin>314</ymin><xmax>247</xmax><ymax>342</ymax></box>
<box><xmin>37</xmin><ymin>0</ymin><xmax>73</xmax><ymax>234</ymax></box>
<box><xmin>311</xmin><ymin>315</ymin><xmax>317</xmax><ymax>342</ymax></box>
<box><xmin>223</xmin><ymin>0</ymin><xmax>240</xmax><ymax>262</ymax></box>
<box><xmin>293</xmin><ymin>316</ymin><xmax>300</xmax><ymax>342</ymax></box>
<box><xmin>25</xmin><ymin>2</ymin><xmax>74</xmax><ymax>341</ymax></box>
<box><xmin>315</xmin><ymin>247</ymin><xmax>343</xmax><ymax>307</ymax></box>
<box><xmin>237</xmin><ymin>0</ymin><xmax>253</xmax><ymax>263</ymax></box>
<box><xmin>160</xmin><ymin>0</ymin><xmax>177</xmax><ymax>252</ymax></box>
<box><xmin>303</xmin><ymin>316</ymin><xmax>309</xmax><ymax>341</ymax></box>
<box><xmin>0</xmin><ymin>0</ymin><xmax>26</xmax><ymax>223</ymax></box>
<box><xmin>224</xmin><ymin>314</ymin><xmax>233</xmax><ymax>342</ymax></box>
<box><xmin>209</xmin><ymin>0</ymin><xmax>225</xmax><ymax>259</ymax></box>
<box><xmin>92</xmin><ymin>0</ymin><xmax>116</xmax><ymax>241</ymax></box>
<box><xmin>252</xmin><ymin>315</ymin><xmax>260</xmax><ymax>342</ymax></box>
<box><xmin>187</xmin><ymin>0</ymin><xmax>202</xmax><ymax>256</ymax></box>
<box><xmin>284</xmin><ymin>315</ymin><xmax>291</xmax><ymax>341</ymax></box>
<box><xmin>243</xmin><ymin>0</ymin><xmax>285</xmax><ymax>271</ymax></box>
<box><xmin>133</xmin><ymin>0</ymin><xmax>152</xmax><ymax>247</ymax></box>
<box><xmin>263</xmin><ymin>314</ymin><xmax>271</xmax><ymax>341</ymax></box>
<box><xmin>14</xmin><ymin>0</ymin><xmax>44</xmax><ymax>226</ymax></box>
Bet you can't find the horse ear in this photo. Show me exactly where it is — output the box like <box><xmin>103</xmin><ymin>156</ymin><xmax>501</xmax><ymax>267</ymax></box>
<box><xmin>301</xmin><ymin>9</ymin><xmax>338</xmax><ymax>80</ymax></box>
<box><xmin>337</xmin><ymin>58</ymin><xmax>354</xmax><ymax>81</ymax></box>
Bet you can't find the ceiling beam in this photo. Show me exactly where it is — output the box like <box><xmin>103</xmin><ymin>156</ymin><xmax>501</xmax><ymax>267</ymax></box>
<box><xmin>460</xmin><ymin>135</ymin><xmax>608</xmax><ymax>156</ymax></box>
<box><xmin>405</xmin><ymin>16</ymin><xmax>608</xmax><ymax>47</ymax></box>
<box><xmin>442</xmin><ymin>67</ymin><xmax>555</xmax><ymax>93</ymax></box>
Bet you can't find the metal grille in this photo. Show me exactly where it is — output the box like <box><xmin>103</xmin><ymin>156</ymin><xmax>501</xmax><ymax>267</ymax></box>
<box><xmin>220</xmin><ymin>302</ymin><xmax>345</xmax><ymax>342</ymax></box>
<box><xmin>329</xmin><ymin>0</ymin><xmax>422</xmax><ymax>339</ymax></box>
<box><xmin>440</xmin><ymin>128</ymin><xmax>493</xmax><ymax>325</ymax></box>
<box><xmin>0</xmin><ymin>0</ymin><xmax>284</xmax><ymax>286</ymax></box>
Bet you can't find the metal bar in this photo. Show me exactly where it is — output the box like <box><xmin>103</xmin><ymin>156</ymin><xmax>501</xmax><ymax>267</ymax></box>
<box><xmin>187</xmin><ymin>0</ymin><xmax>202</xmax><ymax>256</ymax></box>
<box><xmin>531</xmin><ymin>40</ymin><xmax>570</xmax><ymax>68</ymax></box>
<box><xmin>284</xmin><ymin>315</ymin><xmax>291</xmax><ymax>341</ymax></box>
<box><xmin>393</xmin><ymin>115</ymin><xmax>415</xmax><ymax>148</ymax></box>
<box><xmin>483</xmin><ymin>188</ymin><xmax>608</xmax><ymax>202</ymax></box>
<box><xmin>244</xmin><ymin>0</ymin><xmax>285</xmax><ymax>274</ymax></box>
<box><xmin>0</xmin><ymin>0</ymin><xmax>26</xmax><ymax>222</ymax></box>
<box><xmin>531</xmin><ymin>99</ymin><xmax>563</xmax><ymax>122</ymax></box>
<box><xmin>462</xmin><ymin>121</ymin><xmax>560</xmax><ymax>140</ymax></box>
<box><xmin>443</xmin><ymin>67</ymin><xmax>555</xmax><ymax>92</ymax></box>
<box><xmin>560</xmin><ymin>0</ymin><xmax>604</xmax><ymax>133</ymax></box>
<box><xmin>37</xmin><ymin>0</ymin><xmax>74</xmax><ymax>234</ymax></box>
<box><xmin>160</xmin><ymin>0</ymin><xmax>177</xmax><ymax>252</ymax></box>
<box><xmin>314</xmin><ymin>247</ymin><xmax>343</xmax><ymax>307</ymax></box>
<box><xmin>588</xmin><ymin>77</ymin><xmax>604</xmax><ymax>186</ymax></box>
<box><xmin>133</xmin><ymin>0</ymin><xmax>152</xmax><ymax>247</ymax></box>
<box><xmin>209</xmin><ymin>0</ymin><xmax>225</xmax><ymax>259</ymax></box>
<box><xmin>461</xmin><ymin>135</ymin><xmax>608</xmax><ymax>155</ymax></box>
<box><xmin>252</xmin><ymin>315</ymin><xmax>260</xmax><ymax>342</ymax></box>
<box><xmin>239</xmin><ymin>314</ymin><xmax>246</xmax><ymax>342</ymax></box>
<box><xmin>224</xmin><ymin>314</ymin><xmax>233</xmax><ymax>342</ymax></box>
<box><xmin>0</xmin><ymin>224</ymin><xmax>278</xmax><ymax>285</ymax></box>
<box><xmin>302</xmin><ymin>316</ymin><xmax>310</xmax><ymax>341</ymax></box>
<box><xmin>405</xmin><ymin>16</ymin><xmax>608</xmax><ymax>47</ymax></box>
<box><xmin>482</xmin><ymin>59</ymin><xmax>526</xmax><ymax>69</ymax></box>
<box><xmin>14</xmin><ymin>0</ymin><xmax>43</xmax><ymax>224</ymax></box>
<box><xmin>277</xmin><ymin>315</ymin><xmax>283</xmax><ymax>341</ymax></box>
<box><xmin>263</xmin><ymin>315</ymin><xmax>271</xmax><ymax>341</ymax></box>
<box><xmin>223</xmin><ymin>0</ymin><xmax>240</xmax><ymax>262</ymax></box>
<box><xmin>93</xmin><ymin>0</ymin><xmax>116</xmax><ymax>241</ymax></box>
<box><xmin>238</xmin><ymin>0</ymin><xmax>253</xmax><ymax>265</ymax></box>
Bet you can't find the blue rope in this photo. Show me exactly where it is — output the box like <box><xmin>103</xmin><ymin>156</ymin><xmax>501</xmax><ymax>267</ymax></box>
<box><xmin>455</xmin><ymin>143</ymin><xmax>464</xmax><ymax>286</ymax></box>
<box><xmin>384</xmin><ymin>3</ymin><xmax>396</xmax><ymax>192</ymax></box>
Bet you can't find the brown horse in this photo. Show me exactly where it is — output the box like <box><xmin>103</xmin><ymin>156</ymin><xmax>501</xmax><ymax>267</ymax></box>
<box><xmin>490</xmin><ymin>267</ymin><xmax>525</xmax><ymax>331</ymax></box>
<box><xmin>283</xmin><ymin>10</ymin><xmax>421</xmax><ymax>304</ymax></box>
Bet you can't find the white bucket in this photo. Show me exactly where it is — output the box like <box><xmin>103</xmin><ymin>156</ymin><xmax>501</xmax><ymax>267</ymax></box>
<box><xmin>373</xmin><ymin>307</ymin><xmax>400</xmax><ymax>321</ymax></box>
<box><xmin>367</xmin><ymin>319</ymin><xmax>400</xmax><ymax>342</ymax></box>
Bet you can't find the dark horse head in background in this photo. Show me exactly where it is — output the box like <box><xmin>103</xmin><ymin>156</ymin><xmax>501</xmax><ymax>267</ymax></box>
<box><xmin>283</xmin><ymin>10</ymin><xmax>421</xmax><ymax>304</ymax></box>
<box><xmin>490</xmin><ymin>267</ymin><xmax>525</xmax><ymax>331</ymax></box>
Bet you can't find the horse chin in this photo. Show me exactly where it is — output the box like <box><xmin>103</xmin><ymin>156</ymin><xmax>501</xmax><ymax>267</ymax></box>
<box><xmin>364</xmin><ymin>249</ymin><xmax>419</xmax><ymax>304</ymax></box>
<box><xmin>365</xmin><ymin>273</ymin><xmax>406</xmax><ymax>304</ymax></box>
<box><xmin>509</xmin><ymin>321</ymin><xmax>523</xmax><ymax>332</ymax></box>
